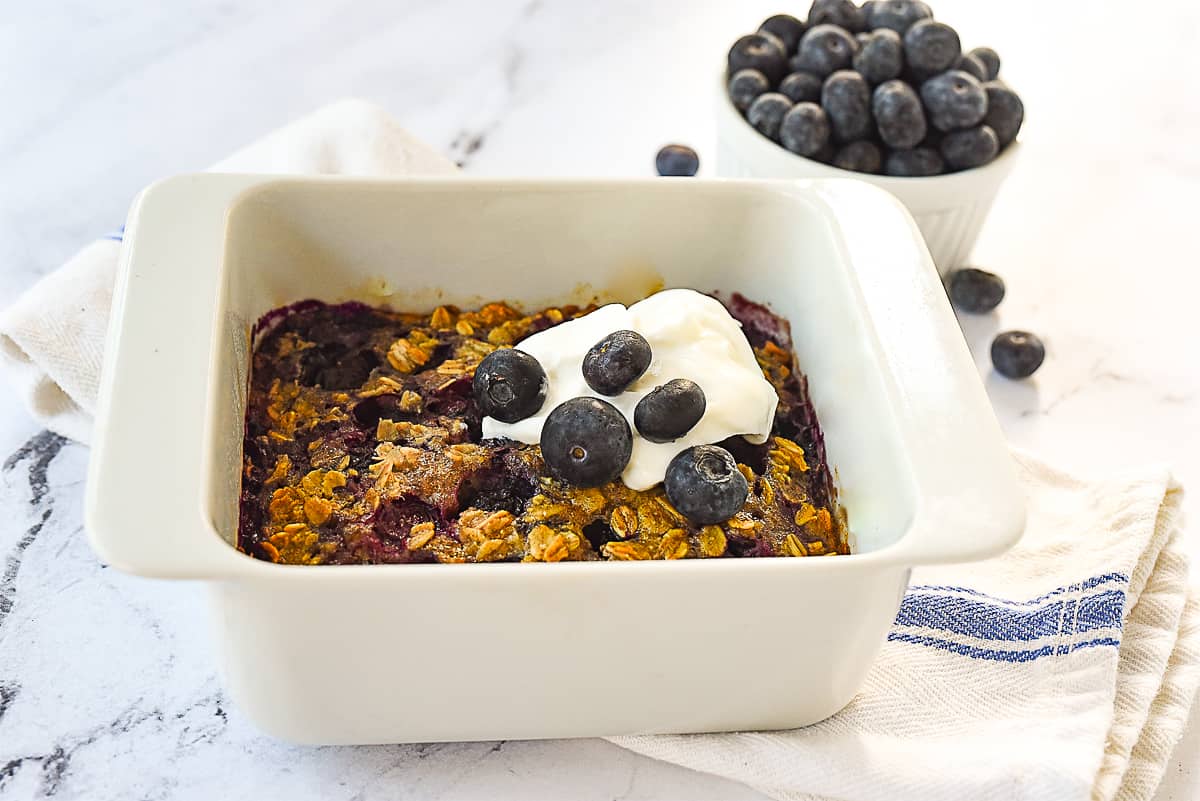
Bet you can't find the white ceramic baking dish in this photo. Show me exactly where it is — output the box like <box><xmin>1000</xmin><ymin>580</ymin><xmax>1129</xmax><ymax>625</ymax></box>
<box><xmin>715</xmin><ymin>75</ymin><xmax>1020</xmax><ymax>275</ymax></box>
<box><xmin>85</xmin><ymin>175</ymin><xmax>1023</xmax><ymax>745</ymax></box>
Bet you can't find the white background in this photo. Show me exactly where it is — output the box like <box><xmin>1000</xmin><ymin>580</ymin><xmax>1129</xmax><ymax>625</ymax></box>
<box><xmin>1</xmin><ymin>1</ymin><xmax>1197</xmax><ymax>799</ymax></box>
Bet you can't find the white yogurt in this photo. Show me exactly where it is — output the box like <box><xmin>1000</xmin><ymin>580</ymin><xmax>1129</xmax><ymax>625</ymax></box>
<box><xmin>481</xmin><ymin>288</ymin><xmax>779</xmax><ymax>491</ymax></box>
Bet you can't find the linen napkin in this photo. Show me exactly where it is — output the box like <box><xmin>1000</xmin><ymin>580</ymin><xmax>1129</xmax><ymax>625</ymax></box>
<box><xmin>611</xmin><ymin>451</ymin><xmax>1197</xmax><ymax>801</ymax></box>
<box><xmin>0</xmin><ymin>99</ymin><xmax>458</xmax><ymax>444</ymax></box>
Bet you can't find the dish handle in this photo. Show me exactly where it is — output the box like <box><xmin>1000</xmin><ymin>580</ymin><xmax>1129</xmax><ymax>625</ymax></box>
<box><xmin>815</xmin><ymin>179</ymin><xmax>1025</xmax><ymax>566</ymax></box>
<box><xmin>84</xmin><ymin>174</ymin><xmax>263</xmax><ymax>579</ymax></box>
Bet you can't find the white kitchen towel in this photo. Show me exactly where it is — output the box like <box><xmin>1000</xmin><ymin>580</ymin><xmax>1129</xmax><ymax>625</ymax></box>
<box><xmin>611</xmin><ymin>452</ymin><xmax>1197</xmax><ymax>801</ymax></box>
<box><xmin>0</xmin><ymin>99</ymin><xmax>458</xmax><ymax>444</ymax></box>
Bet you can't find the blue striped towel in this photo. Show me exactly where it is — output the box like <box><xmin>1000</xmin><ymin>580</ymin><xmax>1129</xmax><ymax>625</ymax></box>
<box><xmin>613</xmin><ymin>451</ymin><xmax>1196</xmax><ymax>801</ymax></box>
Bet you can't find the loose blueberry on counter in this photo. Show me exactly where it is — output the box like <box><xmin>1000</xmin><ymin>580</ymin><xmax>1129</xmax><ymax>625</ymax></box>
<box><xmin>473</xmin><ymin>349</ymin><xmax>548</xmax><ymax>423</ymax></box>
<box><xmin>759</xmin><ymin>14</ymin><xmax>806</xmax><ymax>54</ymax></box>
<box><xmin>873</xmin><ymin>79</ymin><xmax>927</xmax><ymax>149</ymax></box>
<box><xmin>747</xmin><ymin>92</ymin><xmax>795</xmax><ymax>141</ymax></box>
<box><xmin>728</xmin><ymin>33</ymin><xmax>787</xmax><ymax>84</ymax></box>
<box><xmin>664</xmin><ymin>445</ymin><xmax>750</xmax><ymax>526</ymax></box>
<box><xmin>779</xmin><ymin>70</ymin><xmax>824</xmax><ymax>104</ymax></box>
<box><xmin>853</xmin><ymin>29</ymin><xmax>904</xmax><ymax>85</ymax></box>
<box><xmin>656</xmin><ymin>144</ymin><xmax>700</xmax><ymax>177</ymax></box>
<box><xmin>940</xmin><ymin>124</ymin><xmax>999</xmax><ymax>169</ymax></box>
<box><xmin>807</xmin><ymin>0</ymin><xmax>866</xmax><ymax>32</ymax></box>
<box><xmin>953</xmin><ymin>52</ymin><xmax>988</xmax><ymax>82</ymax></box>
<box><xmin>990</xmin><ymin>331</ymin><xmax>1045</xmax><ymax>380</ymax></box>
<box><xmin>792</xmin><ymin>25</ymin><xmax>858</xmax><ymax>78</ymax></box>
<box><xmin>967</xmin><ymin>46</ymin><xmax>1001</xmax><ymax>81</ymax></box>
<box><xmin>780</xmin><ymin>102</ymin><xmax>832</xmax><ymax>157</ymax></box>
<box><xmin>634</xmin><ymin>379</ymin><xmax>706</xmax><ymax>443</ymax></box>
<box><xmin>729</xmin><ymin>68</ymin><xmax>770</xmax><ymax>112</ymax></box>
<box><xmin>833</xmin><ymin>140</ymin><xmax>883</xmax><ymax>173</ymax></box>
<box><xmin>983</xmin><ymin>81</ymin><xmax>1024</xmax><ymax>147</ymax></box>
<box><xmin>920</xmin><ymin>70</ymin><xmax>988</xmax><ymax>132</ymax></box>
<box><xmin>865</xmin><ymin>0</ymin><xmax>932</xmax><ymax>33</ymax></box>
<box><xmin>903</xmin><ymin>19</ymin><xmax>961</xmax><ymax>75</ymax></box>
<box><xmin>582</xmin><ymin>329</ymin><xmax>653</xmax><ymax>396</ymax></box>
<box><xmin>884</xmin><ymin>145</ymin><xmax>944</xmax><ymax>176</ymax></box>
<box><xmin>541</xmin><ymin>397</ymin><xmax>633</xmax><ymax>487</ymax></box>
<box><xmin>822</xmin><ymin>70</ymin><xmax>873</xmax><ymax>142</ymax></box>
<box><xmin>948</xmin><ymin>268</ymin><xmax>1005</xmax><ymax>313</ymax></box>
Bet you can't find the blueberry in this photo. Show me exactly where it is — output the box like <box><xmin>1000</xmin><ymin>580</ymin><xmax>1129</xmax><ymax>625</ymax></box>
<box><xmin>779</xmin><ymin>71</ymin><xmax>824</xmax><ymax>103</ymax></box>
<box><xmin>832</xmin><ymin>140</ymin><xmax>883</xmax><ymax>173</ymax></box>
<box><xmin>780</xmin><ymin>102</ymin><xmax>832</xmax><ymax>157</ymax></box>
<box><xmin>967</xmin><ymin>46</ymin><xmax>1001</xmax><ymax>80</ymax></box>
<box><xmin>793</xmin><ymin>24</ymin><xmax>858</xmax><ymax>78</ymax></box>
<box><xmin>948</xmin><ymin>268</ymin><xmax>1005</xmax><ymax>313</ymax></box>
<box><xmin>940</xmin><ymin>124</ymin><xmax>999</xmax><ymax>170</ymax></box>
<box><xmin>301</xmin><ymin>344</ymin><xmax>378</xmax><ymax>389</ymax></box>
<box><xmin>821</xmin><ymin>69</ymin><xmax>873</xmax><ymax>142</ymax></box>
<box><xmin>983</xmin><ymin>81</ymin><xmax>1024</xmax><ymax>147</ymax></box>
<box><xmin>883</xmin><ymin>146</ymin><xmax>944</xmax><ymax>176</ymax></box>
<box><xmin>634</xmin><ymin>379</ymin><xmax>706</xmax><ymax>443</ymax></box>
<box><xmin>664</xmin><ymin>445</ymin><xmax>749</xmax><ymax>525</ymax></box>
<box><xmin>855</xmin><ymin>32</ymin><xmax>871</xmax><ymax>47</ymax></box>
<box><xmin>656</xmin><ymin>144</ymin><xmax>699</xmax><ymax>177</ymax></box>
<box><xmin>757</xmin><ymin>29</ymin><xmax>790</xmax><ymax>61</ymax></box>
<box><xmin>953</xmin><ymin>52</ymin><xmax>988</xmax><ymax>82</ymax></box>
<box><xmin>746</xmin><ymin>92</ymin><xmax>795</xmax><ymax>141</ymax></box>
<box><xmin>541</xmin><ymin>397</ymin><xmax>633</xmax><ymax>487</ymax></box>
<box><xmin>853</xmin><ymin>28</ymin><xmax>904</xmax><ymax>85</ymax></box>
<box><xmin>865</xmin><ymin>0</ymin><xmax>932</xmax><ymax>33</ymax></box>
<box><xmin>903</xmin><ymin>20</ymin><xmax>961</xmax><ymax>75</ymax></box>
<box><xmin>759</xmin><ymin>14</ymin><xmax>806</xmax><ymax>54</ymax></box>
<box><xmin>812</xmin><ymin>141</ymin><xmax>837</xmax><ymax>163</ymax></box>
<box><xmin>990</xmin><ymin>331</ymin><xmax>1045</xmax><ymax>380</ymax></box>
<box><xmin>872</xmin><ymin>79</ymin><xmax>926</xmax><ymax>148</ymax></box>
<box><xmin>807</xmin><ymin>0</ymin><xmax>866</xmax><ymax>32</ymax></box>
<box><xmin>473</xmin><ymin>349</ymin><xmax>548</xmax><ymax>423</ymax></box>
<box><xmin>582</xmin><ymin>329</ymin><xmax>652</xmax><ymax>395</ymax></box>
<box><xmin>920</xmin><ymin>70</ymin><xmax>987</xmax><ymax>132</ymax></box>
<box><xmin>728</xmin><ymin>68</ymin><xmax>770</xmax><ymax>112</ymax></box>
<box><xmin>728</xmin><ymin>33</ymin><xmax>787</xmax><ymax>84</ymax></box>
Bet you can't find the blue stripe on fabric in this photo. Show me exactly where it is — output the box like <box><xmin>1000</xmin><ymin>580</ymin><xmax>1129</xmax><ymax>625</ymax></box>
<box><xmin>906</xmin><ymin>572</ymin><xmax>1128</xmax><ymax>607</ymax></box>
<box><xmin>886</xmin><ymin>632</ymin><xmax>1122</xmax><ymax>663</ymax></box>
<box><xmin>888</xmin><ymin>572</ymin><xmax>1130</xmax><ymax>662</ymax></box>
<box><xmin>893</xmin><ymin>588</ymin><xmax>1126</xmax><ymax>642</ymax></box>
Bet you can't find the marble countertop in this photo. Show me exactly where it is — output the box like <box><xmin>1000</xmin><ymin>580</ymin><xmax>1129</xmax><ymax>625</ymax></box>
<box><xmin>2</xmin><ymin>1</ymin><xmax>1198</xmax><ymax>799</ymax></box>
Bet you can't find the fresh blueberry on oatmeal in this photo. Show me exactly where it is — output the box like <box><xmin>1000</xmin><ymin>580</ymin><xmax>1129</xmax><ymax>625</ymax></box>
<box><xmin>664</xmin><ymin>445</ymin><xmax>750</xmax><ymax>526</ymax></box>
<box><xmin>635</xmin><ymin>379</ymin><xmax>707</xmax><ymax>443</ymax></box>
<box><xmin>540</xmin><ymin>397</ymin><xmax>634</xmax><ymax>488</ymax></box>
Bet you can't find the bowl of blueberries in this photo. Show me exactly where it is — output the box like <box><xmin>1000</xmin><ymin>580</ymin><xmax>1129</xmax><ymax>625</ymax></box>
<box><xmin>718</xmin><ymin>0</ymin><xmax>1024</xmax><ymax>274</ymax></box>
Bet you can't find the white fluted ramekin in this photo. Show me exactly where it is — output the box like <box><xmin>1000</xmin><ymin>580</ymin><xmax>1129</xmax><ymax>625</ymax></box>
<box><xmin>715</xmin><ymin>76</ymin><xmax>1019</xmax><ymax>275</ymax></box>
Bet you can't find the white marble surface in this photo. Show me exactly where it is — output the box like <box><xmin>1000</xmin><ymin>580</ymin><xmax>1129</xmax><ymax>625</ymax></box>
<box><xmin>1</xmin><ymin>1</ymin><xmax>1198</xmax><ymax>799</ymax></box>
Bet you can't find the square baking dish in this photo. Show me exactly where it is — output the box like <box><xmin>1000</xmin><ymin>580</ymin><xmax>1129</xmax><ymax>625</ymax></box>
<box><xmin>85</xmin><ymin>175</ymin><xmax>1023</xmax><ymax>745</ymax></box>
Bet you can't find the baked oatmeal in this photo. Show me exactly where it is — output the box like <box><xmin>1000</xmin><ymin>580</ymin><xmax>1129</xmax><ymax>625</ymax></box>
<box><xmin>237</xmin><ymin>292</ymin><xmax>846</xmax><ymax>564</ymax></box>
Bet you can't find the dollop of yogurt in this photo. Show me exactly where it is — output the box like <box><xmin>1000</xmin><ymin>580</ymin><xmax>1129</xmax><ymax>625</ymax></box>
<box><xmin>481</xmin><ymin>288</ymin><xmax>779</xmax><ymax>491</ymax></box>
